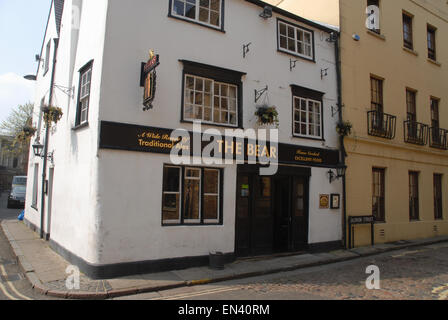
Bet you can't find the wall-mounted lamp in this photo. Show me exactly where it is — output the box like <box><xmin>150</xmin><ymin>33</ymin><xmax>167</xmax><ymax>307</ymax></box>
<box><xmin>326</xmin><ymin>32</ymin><xmax>338</xmax><ymax>43</ymax></box>
<box><xmin>259</xmin><ymin>6</ymin><xmax>273</xmax><ymax>19</ymax></box>
<box><xmin>32</xmin><ymin>141</ymin><xmax>54</xmax><ymax>164</ymax></box>
<box><xmin>328</xmin><ymin>165</ymin><xmax>347</xmax><ymax>184</ymax></box>
<box><xmin>35</xmin><ymin>54</ymin><xmax>43</xmax><ymax>62</ymax></box>
<box><xmin>24</xmin><ymin>75</ymin><xmax>37</xmax><ymax>81</ymax></box>
<box><xmin>352</xmin><ymin>34</ymin><xmax>361</xmax><ymax>41</ymax></box>
<box><xmin>243</xmin><ymin>42</ymin><xmax>252</xmax><ymax>58</ymax></box>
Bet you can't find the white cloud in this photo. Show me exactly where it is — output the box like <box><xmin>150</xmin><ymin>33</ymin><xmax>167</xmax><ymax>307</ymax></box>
<box><xmin>0</xmin><ymin>72</ymin><xmax>35</xmax><ymax>124</ymax></box>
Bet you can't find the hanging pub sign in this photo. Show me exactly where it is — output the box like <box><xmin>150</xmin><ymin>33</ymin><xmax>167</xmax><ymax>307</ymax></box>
<box><xmin>141</xmin><ymin>50</ymin><xmax>160</xmax><ymax>111</ymax></box>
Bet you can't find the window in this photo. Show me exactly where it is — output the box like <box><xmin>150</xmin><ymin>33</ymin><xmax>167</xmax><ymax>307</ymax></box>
<box><xmin>427</xmin><ymin>25</ymin><xmax>437</xmax><ymax>60</ymax></box>
<box><xmin>434</xmin><ymin>174</ymin><xmax>443</xmax><ymax>220</ymax></box>
<box><xmin>409</xmin><ymin>172</ymin><xmax>419</xmax><ymax>221</ymax></box>
<box><xmin>293</xmin><ymin>97</ymin><xmax>322</xmax><ymax>138</ymax></box>
<box><xmin>278</xmin><ymin>19</ymin><xmax>314</xmax><ymax>60</ymax></box>
<box><xmin>184</xmin><ymin>75</ymin><xmax>237</xmax><ymax>126</ymax></box>
<box><xmin>170</xmin><ymin>0</ymin><xmax>223</xmax><ymax>29</ymax></box>
<box><xmin>366</xmin><ymin>0</ymin><xmax>381</xmax><ymax>34</ymax></box>
<box><xmin>76</xmin><ymin>61</ymin><xmax>93</xmax><ymax>126</ymax></box>
<box><xmin>402</xmin><ymin>13</ymin><xmax>413</xmax><ymax>50</ymax></box>
<box><xmin>44</xmin><ymin>40</ymin><xmax>51</xmax><ymax>74</ymax></box>
<box><xmin>372</xmin><ymin>168</ymin><xmax>385</xmax><ymax>222</ymax></box>
<box><xmin>431</xmin><ymin>98</ymin><xmax>440</xmax><ymax>129</ymax></box>
<box><xmin>371</xmin><ymin>77</ymin><xmax>383</xmax><ymax>113</ymax></box>
<box><xmin>162</xmin><ymin>165</ymin><xmax>222</xmax><ymax>225</ymax></box>
<box><xmin>406</xmin><ymin>89</ymin><xmax>417</xmax><ymax>122</ymax></box>
<box><xmin>32</xmin><ymin>164</ymin><xmax>39</xmax><ymax>208</ymax></box>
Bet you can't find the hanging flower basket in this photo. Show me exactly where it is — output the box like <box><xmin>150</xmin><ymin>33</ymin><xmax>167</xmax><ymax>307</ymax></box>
<box><xmin>255</xmin><ymin>104</ymin><xmax>279</xmax><ymax>127</ymax></box>
<box><xmin>42</xmin><ymin>105</ymin><xmax>63</xmax><ymax>126</ymax></box>
<box><xmin>15</xmin><ymin>126</ymin><xmax>37</xmax><ymax>145</ymax></box>
<box><xmin>336</xmin><ymin>121</ymin><xmax>353</xmax><ymax>137</ymax></box>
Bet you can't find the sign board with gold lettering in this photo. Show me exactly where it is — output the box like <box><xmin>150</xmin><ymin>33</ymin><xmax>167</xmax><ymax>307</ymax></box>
<box><xmin>99</xmin><ymin>121</ymin><xmax>340</xmax><ymax>168</ymax></box>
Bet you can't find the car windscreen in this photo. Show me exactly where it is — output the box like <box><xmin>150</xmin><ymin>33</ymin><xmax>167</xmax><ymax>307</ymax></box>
<box><xmin>13</xmin><ymin>177</ymin><xmax>27</xmax><ymax>185</ymax></box>
<box><xmin>12</xmin><ymin>186</ymin><xmax>26</xmax><ymax>194</ymax></box>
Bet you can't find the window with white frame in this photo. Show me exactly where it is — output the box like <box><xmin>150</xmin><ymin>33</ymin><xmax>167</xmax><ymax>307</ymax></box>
<box><xmin>293</xmin><ymin>97</ymin><xmax>322</xmax><ymax>138</ymax></box>
<box><xmin>44</xmin><ymin>40</ymin><xmax>51</xmax><ymax>74</ymax></box>
<box><xmin>162</xmin><ymin>165</ymin><xmax>222</xmax><ymax>225</ymax></box>
<box><xmin>278</xmin><ymin>20</ymin><xmax>314</xmax><ymax>59</ymax></box>
<box><xmin>184</xmin><ymin>74</ymin><xmax>238</xmax><ymax>126</ymax></box>
<box><xmin>171</xmin><ymin>0</ymin><xmax>222</xmax><ymax>29</ymax></box>
<box><xmin>76</xmin><ymin>61</ymin><xmax>93</xmax><ymax>126</ymax></box>
<box><xmin>32</xmin><ymin>164</ymin><xmax>39</xmax><ymax>208</ymax></box>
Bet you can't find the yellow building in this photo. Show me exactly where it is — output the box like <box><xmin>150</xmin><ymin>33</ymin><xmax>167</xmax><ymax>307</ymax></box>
<box><xmin>340</xmin><ymin>0</ymin><xmax>448</xmax><ymax>246</ymax></box>
<box><xmin>264</xmin><ymin>0</ymin><xmax>448</xmax><ymax>247</ymax></box>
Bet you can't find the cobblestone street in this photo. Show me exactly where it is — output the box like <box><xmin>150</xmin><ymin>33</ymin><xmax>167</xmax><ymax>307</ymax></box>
<box><xmin>124</xmin><ymin>243</ymin><xmax>448</xmax><ymax>300</ymax></box>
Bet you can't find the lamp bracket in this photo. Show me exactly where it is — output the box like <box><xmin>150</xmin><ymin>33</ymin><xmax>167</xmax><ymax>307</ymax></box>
<box><xmin>254</xmin><ymin>86</ymin><xmax>268</xmax><ymax>103</ymax></box>
<box><xmin>290</xmin><ymin>59</ymin><xmax>298</xmax><ymax>72</ymax></box>
<box><xmin>243</xmin><ymin>43</ymin><xmax>252</xmax><ymax>58</ymax></box>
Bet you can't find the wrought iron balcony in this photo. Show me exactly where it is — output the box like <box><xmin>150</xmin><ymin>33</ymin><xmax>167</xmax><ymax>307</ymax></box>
<box><xmin>404</xmin><ymin>121</ymin><xmax>429</xmax><ymax>146</ymax></box>
<box><xmin>429</xmin><ymin>127</ymin><xmax>448</xmax><ymax>150</ymax></box>
<box><xmin>367</xmin><ymin>111</ymin><xmax>397</xmax><ymax>139</ymax></box>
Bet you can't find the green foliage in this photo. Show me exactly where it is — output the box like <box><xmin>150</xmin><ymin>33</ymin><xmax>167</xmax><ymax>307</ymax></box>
<box><xmin>255</xmin><ymin>104</ymin><xmax>279</xmax><ymax>127</ymax></box>
<box><xmin>336</xmin><ymin>121</ymin><xmax>353</xmax><ymax>137</ymax></box>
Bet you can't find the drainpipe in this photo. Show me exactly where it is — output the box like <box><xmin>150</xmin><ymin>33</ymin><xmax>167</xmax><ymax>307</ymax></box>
<box><xmin>334</xmin><ymin>33</ymin><xmax>348</xmax><ymax>249</ymax></box>
<box><xmin>40</xmin><ymin>38</ymin><xmax>59</xmax><ymax>239</ymax></box>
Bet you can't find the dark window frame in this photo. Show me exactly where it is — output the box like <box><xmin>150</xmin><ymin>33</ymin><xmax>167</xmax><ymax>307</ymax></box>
<box><xmin>179</xmin><ymin>60</ymin><xmax>245</xmax><ymax>129</ymax></box>
<box><xmin>372</xmin><ymin>168</ymin><xmax>386</xmax><ymax>223</ymax></box>
<box><xmin>434</xmin><ymin>174</ymin><xmax>443</xmax><ymax>220</ymax></box>
<box><xmin>168</xmin><ymin>0</ymin><xmax>226</xmax><ymax>33</ymax></box>
<box><xmin>427</xmin><ymin>24</ymin><xmax>437</xmax><ymax>61</ymax></box>
<box><xmin>370</xmin><ymin>76</ymin><xmax>384</xmax><ymax>113</ymax></box>
<box><xmin>291</xmin><ymin>85</ymin><xmax>325</xmax><ymax>141</ymax></box>
<box><xmin>75</xmin><ymin>60</ymin><xmax>94</xmax><ymax>127</ymax></box>
<box><xmin>162</xmin><ymin>164</ymin><xmax>224</xmax><ymax>226</ymax></box>
<box><xmin>44</xmin><ymin>40</ymin><xmax>51</xmax><ymax>75</ymax></box>
<box><xmin>409</xmin><ymin>171</ymin><xmax>420</xmax><ymax>221</ymax></box>
<box><xmin>402</xmin><ymin>12</ymin><xmax>414</xmax><ymax>50</ymax></box>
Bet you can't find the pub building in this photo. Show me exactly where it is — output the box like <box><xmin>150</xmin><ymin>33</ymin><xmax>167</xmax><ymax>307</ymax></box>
<box><xmin>25</xmin><ymin>0</ymin><xmax>344</xmax><ymax>278</ymax></box>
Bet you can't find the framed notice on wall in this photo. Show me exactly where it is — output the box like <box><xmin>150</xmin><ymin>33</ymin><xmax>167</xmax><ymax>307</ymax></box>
<box><xmin>331</xmin><ymin>194</ymin><xmax>341</xmax><ymax>209</ymax></box>
<box><xmin>319</xmin><ymin>194</ymin><xmax>330</xmax><ymax>209</ymax></box>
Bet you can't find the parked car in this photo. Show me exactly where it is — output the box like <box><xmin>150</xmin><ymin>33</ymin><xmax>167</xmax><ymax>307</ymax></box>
<box><xmin>12</xmin><ymin>176</ymin><xmax>27</xmax><ymax>189</ymax></box>
<box><xmin>7</xmin><ymin>186</ymin><xmax>26</xmax><ymax>209</ymax></box>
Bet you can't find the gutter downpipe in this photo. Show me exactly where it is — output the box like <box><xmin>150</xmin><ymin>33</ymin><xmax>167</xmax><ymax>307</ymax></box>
<box><xmin>334</xmin><ymin>33</ymin><xmax>347</xmax><ymax>249</ymax></box>
<box><xmin>40</xmin><ymin>38</ymin><xmax>59</xmax><ymax>239</ymax></box>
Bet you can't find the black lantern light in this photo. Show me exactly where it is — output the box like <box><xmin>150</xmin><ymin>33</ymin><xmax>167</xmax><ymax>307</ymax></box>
<box><xmin>328</xmin><ymin>164</ymin><xmax>347</xmax><ymax>184</ymax></box>
<box><xmin>32</xmin><ymin>142</ymin><xmax>44</xmax><ymax>157</ymax></box>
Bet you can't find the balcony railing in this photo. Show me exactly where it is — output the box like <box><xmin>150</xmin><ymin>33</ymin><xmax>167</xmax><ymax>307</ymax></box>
<box><xmin>404</xmin><ymin>121</ymin><xmax>429</xmax><ymax>146</ymax></box>
<box><xmin>429</xmin><ymin>127</ymin><xmax>448</xmax><ymax>150</ymax></box>
<box><xmin>367</xmin><ymin>111</ymin><xmax>397</xmax><ymax>139</ymax></box>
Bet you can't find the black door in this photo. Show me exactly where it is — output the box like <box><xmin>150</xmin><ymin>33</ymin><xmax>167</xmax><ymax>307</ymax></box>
<box><xmin>274</xmin><ymin>176</ymin><xmax>292</xmax><ymax>252</ymax></box>
<box><xmin>291</xmin><ymin>176</ymin><xmax>309</xmax><ymax>249</ymax></box>
<box><xmin>236</xmin><ymin>174</ymin><xmax>251</xmax><ymax>257</ymax></box>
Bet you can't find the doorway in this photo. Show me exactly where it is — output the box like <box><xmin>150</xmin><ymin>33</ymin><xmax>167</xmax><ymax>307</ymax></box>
<box><xmin>235</xmin><ymin>165</ymin><xmax>309</xmax><ymax>257</ymax></box>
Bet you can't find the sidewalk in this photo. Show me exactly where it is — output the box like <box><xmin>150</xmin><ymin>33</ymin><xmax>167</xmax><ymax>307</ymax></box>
<box><xmin>2</xmin><ymin>219</ymin><xmax>448</xmax><ymax>300</ymax></box>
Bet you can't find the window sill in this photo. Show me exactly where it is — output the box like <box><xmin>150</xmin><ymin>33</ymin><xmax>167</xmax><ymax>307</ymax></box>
<box><xmin>403</xmin><ymin>47</ymin><xmax>418</xmax><ymax>56</ymax></box>
<box><xmin>427</xmin><ymin>58</ymin><xmax>442</xmax><ymax>67</ymax></box>
<box><xmin>31</xmin><ymin>205</ymin><xmax>38</xmax><ymax>211</ymax></box>
<box><xmin>292</xmin><ymin>134</ymin><xmax>325</xmax><ymax>142</ymax></box>
<box><xmin>72</xmin><ymin>122</ymin><xmax>89</xmax><ymax>131</ymax></box>
<box><xmin>366</xmin><ymin>30</ymin><xmax>386</xmax><ymax>41</ymax></box>
<box><xmin>374</xmin><ymin>220</ymin><xmax>386</xmax><ymax>224</ymax></box>
<box><xmin>181</xmin><ymin>119</ymin><xmax>241</xmax><ymax>130</ymax></box>
<box><xmin>168</xmin><ymin>14</ymin><xmax>225</xmax><ymax>33</ymax></box>
<box><xmin>277</xmin><ymin>49</ymin><xmax>315</xmax><ymax>63</ymax></box>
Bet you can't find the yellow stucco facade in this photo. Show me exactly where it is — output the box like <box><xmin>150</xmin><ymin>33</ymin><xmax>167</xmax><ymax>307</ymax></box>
<box><xmin>340</xmin><ymin>0</ymin><xmax>448</xmax><ymax>246</ymax></box>
<box><xmin>265</xmin><ymin>0</ymin><xmax>448</xmax><ymax>246</ymax></box>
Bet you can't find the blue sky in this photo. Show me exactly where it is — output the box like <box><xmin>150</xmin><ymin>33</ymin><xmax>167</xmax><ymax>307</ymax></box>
<box><xmin>0</xmin><ymin>0</ymin><xmax>52</xmax><ymax>125</ymax></box>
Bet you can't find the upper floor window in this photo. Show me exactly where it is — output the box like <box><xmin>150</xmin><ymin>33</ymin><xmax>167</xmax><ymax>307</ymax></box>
<box><xmin>180</xmin><ymin>60</ymin><xmax>245</xmax><ymax>128</ymax></box>
<box><xmin>402</xmin><ymin>13</ymin><xmax>413</xmax><ymax>50</ymax></box>
<box><xmin>291</xmin><ymin>85</ymin><xmax>324</xmax><ymax>140</ymax></box>
<box><xmin>44</xmin><ymin>40</ymin><xmax>51</xmax><ymax>74</ymax></box>
<box><xmin>366</xmin><ymin>0</ymin><xmax>381</xmax><ymax>34</ymax></box>
<box><xmin>76</xmin><ymin>61</ymin><xmax>93</xmax><ymax>126</ymax></box>
<box><xmin>370</xmin><ymin>77</ymin><xmax>383</xmax><ymax>113</ymax></box>
<box><xmin>278</xmin><ymin>19</ymin><xmax>314</xmax><ymax>60</ymax></box>
<box><xmin>431</xmin><ymin>97</ymin><xmax>440</xmax><ymax>129</ymax></box>
<box><xmin>427</xmin><ymin>25</ymin><xmax>437</xmax><ymax>61</ymax></box>
<box><xmin>170</xmin><ymin>0</ymin><xmax>223</xmax><ymax>30</ymax></box>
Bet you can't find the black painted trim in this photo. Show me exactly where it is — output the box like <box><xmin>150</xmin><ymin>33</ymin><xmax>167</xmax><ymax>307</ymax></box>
<box><xmin>308</xmin><ymin>241</ymin><xmax>343</xmax><ymax>253</ymax></box>
<box><xmin>180</xmin><ymin>60</ymin><xmax>245</xmax><ymax>129</ymax></box>
<box><xmin>168</xmin><ymin>0</ymin><xmax>226</xmax><ymax>33</ymax></box>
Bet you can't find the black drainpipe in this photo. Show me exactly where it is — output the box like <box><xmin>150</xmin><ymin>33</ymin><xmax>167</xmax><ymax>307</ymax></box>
<box><xmin>40</xmin><ymin>38</ymin><xmax>59</xmax><ymax>240</ymax></box>
<box><xmin>334</xmin><ymin>33</ymin><xmax>348</xmax><ymax>249</ymax></box>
